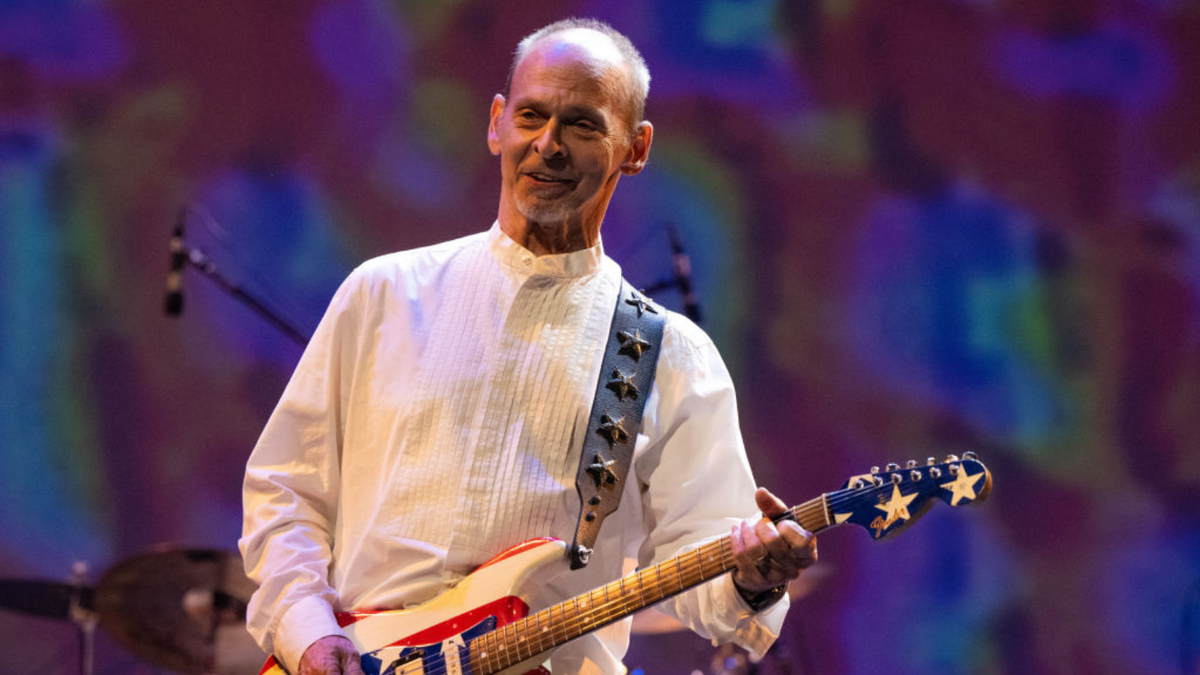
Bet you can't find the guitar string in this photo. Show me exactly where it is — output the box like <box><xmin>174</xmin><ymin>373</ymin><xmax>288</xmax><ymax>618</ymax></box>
<box><xmin>376</xmin><ymin>467</ymin><xmax>973</xmax><ymax>675</ymax></box>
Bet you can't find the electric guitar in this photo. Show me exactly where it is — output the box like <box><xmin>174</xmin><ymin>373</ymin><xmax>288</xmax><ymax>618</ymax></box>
<box><xmin>260</xmin><ymin>454</ymin><xmax>992</xmax><ymax>675</ymax></box>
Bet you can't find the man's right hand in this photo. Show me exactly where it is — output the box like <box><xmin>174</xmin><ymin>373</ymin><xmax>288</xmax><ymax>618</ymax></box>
<box><xmin>297</xmin><ymin>635</ymin><xmax>365</xmax><ymax>675</ymax></box>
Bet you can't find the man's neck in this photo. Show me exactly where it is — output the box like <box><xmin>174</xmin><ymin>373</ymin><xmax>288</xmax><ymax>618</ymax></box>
<box><xmin>499</xmin><ymin>215</ymin><xmax>600</xmax><ymax>256</ymax></box>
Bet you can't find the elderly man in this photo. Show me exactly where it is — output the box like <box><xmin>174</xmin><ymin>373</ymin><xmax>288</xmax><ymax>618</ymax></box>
<box><xmin>240</xmin><ymin>18</ymin><xmax>816</xmax><ymax>675</ymax></box>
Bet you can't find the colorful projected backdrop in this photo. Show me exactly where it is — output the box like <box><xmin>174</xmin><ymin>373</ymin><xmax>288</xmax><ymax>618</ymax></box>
<box><xmin>2</xmin><ymin>1</ymin><xmax>1198</xmax><ymax>674</ymax></box>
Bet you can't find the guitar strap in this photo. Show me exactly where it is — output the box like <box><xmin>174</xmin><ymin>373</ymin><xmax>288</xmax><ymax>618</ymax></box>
<box><xmin>569</xmin><ymin>280</ymin><xmax>666</xmax><ymax>569</ymax></box>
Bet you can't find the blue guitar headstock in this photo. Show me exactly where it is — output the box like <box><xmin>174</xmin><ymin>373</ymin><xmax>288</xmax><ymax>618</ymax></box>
<box><xmin>828</xmin><ymin>453</ymin><xmax>992</xmax><ymax>540</ymax></box>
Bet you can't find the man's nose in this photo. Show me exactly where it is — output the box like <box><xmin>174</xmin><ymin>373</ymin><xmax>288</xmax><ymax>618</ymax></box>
<box><xmin>533</xmin><ymin>120</ymin><xmax>566</xmax><ymax>159</ymax></box>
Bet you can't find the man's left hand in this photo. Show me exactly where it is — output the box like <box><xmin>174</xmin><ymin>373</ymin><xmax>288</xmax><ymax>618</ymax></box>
<box><xmin>730</xmin><ymin>487</ymin><xmax>818</xmax><ymax>595</ymax></box>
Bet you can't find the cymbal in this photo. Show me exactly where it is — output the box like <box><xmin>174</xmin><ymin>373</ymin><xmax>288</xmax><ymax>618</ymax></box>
<box><xmin>95</xmin><ymin>547</ymin><xmax>262</xmax><ymax>675</ymax></box>
<box><xmin>0</xmin><ymin>579</ymin><xmax>94</xmax><ymax>621</ymax></box>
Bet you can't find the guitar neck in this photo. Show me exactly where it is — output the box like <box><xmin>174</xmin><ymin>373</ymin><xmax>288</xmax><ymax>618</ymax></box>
<box><xmin>468</xmin><ymin>495</ymin><xmax>834</xmax><ymax>675</ymax></box>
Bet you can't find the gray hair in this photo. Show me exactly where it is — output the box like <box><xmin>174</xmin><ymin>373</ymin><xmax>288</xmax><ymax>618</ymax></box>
<box><xmin>504</xmin><ymin>18</ymin><xmax>651</xmax><ymax>132</ymax></box>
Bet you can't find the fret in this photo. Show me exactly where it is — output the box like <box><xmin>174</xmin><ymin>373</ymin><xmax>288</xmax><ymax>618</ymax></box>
<box><xmin>650</xmin><ymin>563</ymin><xmax>664</xmax><ymax>602</ymax></box>
<box><xmin>511</xmin><ymin>617</ymin><xmax>527</xmax><ymax>662</ymax></box>
<box><xmin>700</xmin><ymin>542</ymin><xmax>720</xmax><ymax>578</ymax></box>
<box><xmin>478</xmin><ymin>631</ymin><xmax>494</xmax><ymax>674</ymax></box>
<box><xmin>533</xmin><ymin>611</ymin><xmax>546</xmax><ymax>653</ymax></box>
<box><xmin>622</xmin><ymin>575</ymin><xmax>636</xmax><ymax>610</ymax></box>
<box><xmin>496</xmin><ymin>623</ymin><xmax>511</xmax><ymax>666</ymax></box>
<box><xmin>545</xmin><ymin>604</ymin><xmax>558</xmax><ymax>645</ymax></box>
<box><xmin>568</xmin><ymin>595</ymin><xmax>581</xmax><ymax>639</ymax></box>
<box><xmin>467</xmin><ymin>643</ymin><xmax>481</xmax><ymax>675</ymax></box>
<box><xmin>631</xmin><ymin>568</ymin><xmax>645</xmax><ymax>610</ymax></box>
<box><xmin>673</xmin><ymin>554</ymin><xmax>685</xmax><ymax>593</ymax></box>
<box><xmin>590</xmin><ymin>588</ymin><xmax>606</xmax><ymax>624</ymax></box>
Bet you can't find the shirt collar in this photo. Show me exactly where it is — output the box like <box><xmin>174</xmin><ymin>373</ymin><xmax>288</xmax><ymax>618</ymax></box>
<box><xmin>486</xmin><ymin>220</ymin><xmax>605</xmax><ymax>279</ymax></box>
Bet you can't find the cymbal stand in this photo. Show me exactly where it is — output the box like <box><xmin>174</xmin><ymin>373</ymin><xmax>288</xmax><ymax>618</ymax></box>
<box><xmin>69</xmin><ymin>561</ymin><xmax>98</xmax><ymax>675</ymax></box>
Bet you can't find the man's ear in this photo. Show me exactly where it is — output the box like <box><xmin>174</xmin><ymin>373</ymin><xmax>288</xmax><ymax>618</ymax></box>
<box><xmin>620</xmin><ymin>121</ymin><xmax>654</xmax><ymax>175</ymax></box>
<box><xmin>487</xmin><ymin>94</ymin><xmax>505</xmax><ymax>156</ymax></box>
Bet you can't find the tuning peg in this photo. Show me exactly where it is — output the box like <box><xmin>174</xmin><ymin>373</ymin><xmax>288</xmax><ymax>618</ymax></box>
<box><xmin>872</xmin><ymin>475</ymin><xmax>885</xmax><ymax>487</ymax></box>
<box><xmin>910</xmin><ymin>470</ymin><xmax>922</xmax><ymax>481</ymax></box>
<box><xmin>891</xmin><ymin>473</ymin><xmax>903</xmax><ymax>484</ymax></box>
<box><xmin>854</xmin><ymin>478</ymin><xmax>868</xmax><ymax>489</ymax></box>
<box><xmin>906</xmin><ymin>459</ymin><xmax>918</xmax><ymax>468</ymax></box>
<box><xmin>929</xmin><ymin>467</ymin><xmax>942</xmax><ymax>479</ymax></box>
<box><xmin>949</xmin><ymin>464</ymin><xmax>960</xmax><ymax>476</ymax></box>
<box><xmin>963</xmin><ymin>451</ymin><xmax>979</xmax><ymax>460</ymax></box>
<box><xmin>926</xmin><ymin>457</ymin><xmax>937</xmax><ymax>466</ymax></box>
<box><xmin>886</xmin><ymin>462</ymin><xmax>900</xmax><ymax>472</ymax></box>
<box><xmin>871</xmin><ymin>466</ymin><xmax>880</xmax><ymax>474</ymax></box>
<box><xmin>945</xmin><ymin>453</ymin><xmax>960</xmax><ymax>462</ymax></box>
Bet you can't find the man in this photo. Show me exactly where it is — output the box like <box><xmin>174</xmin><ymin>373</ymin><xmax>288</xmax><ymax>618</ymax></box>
<box><xmin>240</xmin><ymin>18</ymin><xmax>817</xmax><ymax>675</ymax></box>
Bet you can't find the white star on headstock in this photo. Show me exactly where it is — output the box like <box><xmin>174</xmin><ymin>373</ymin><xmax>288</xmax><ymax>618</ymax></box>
<box><xmin>941</xmin><ymin>467</ymin><xmax>984</xmax><ymax>506</ymax></box>
<box><xmin>875</xmin><ymin>484</ymin><xmax>918</xmax><ymax>522</ymax></box>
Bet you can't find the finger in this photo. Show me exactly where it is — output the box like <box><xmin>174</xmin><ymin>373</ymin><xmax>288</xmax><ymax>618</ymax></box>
<box><xmin>731</xmin><ymin>521</ymin><xmax>768</xmax><ymax>586</ymax></box>
<box><xmin>752</xmin><ymin>518</ymin><xmax>790</xmax><ymax>572</ymax></box>
<box><xmin>775</xmin><ymin>521</ymin><xmax>818</xmax><ymax>569</ymax></box>
<box><xmin>776</xmin><ymin>519</ymin><xmax>807</xmax><ymax>546</ymax></box>
<box><xmin>754</xmin><ymin>487</ymin><xmax>790</xmax><ymax>517</ymax></box>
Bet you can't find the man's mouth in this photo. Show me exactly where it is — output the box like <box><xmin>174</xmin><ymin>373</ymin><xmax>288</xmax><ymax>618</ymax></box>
<box><xmin>524</xmin><ymin>171</ymin><xmax>573</xmax><ymax>186</ymax></box>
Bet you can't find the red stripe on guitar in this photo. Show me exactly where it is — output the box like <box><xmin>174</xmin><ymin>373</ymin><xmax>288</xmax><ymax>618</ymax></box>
<box><xmin>475</xmin><ymin>537</ymin><xmax>561</xmax><ymax>571</ymax></box>
<box><xmin>259</xmin><ymin>656</ymin><xmax>277</xmax><ymax>675</ymax></box>
<box><xmin>337</xmin><ymin>611</ymin><xmax>374</xmax><ymax>627</ymax></box>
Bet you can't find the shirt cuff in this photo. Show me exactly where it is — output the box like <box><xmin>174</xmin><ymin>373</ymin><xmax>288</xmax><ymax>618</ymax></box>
<box><xmin>275</xmin><ymin>595</ymin><xmax>347</xmax><ymax>675</ymax></box>
<box><xmin>709</xmin><ymin>574</ymin><xmax>788</xmax><ymax>661</ymax></box>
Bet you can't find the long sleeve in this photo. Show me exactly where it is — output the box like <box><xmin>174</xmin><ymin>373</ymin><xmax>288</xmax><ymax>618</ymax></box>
<box><xmin>238</xmin><ymin>272</ymin><xmax>364</xmax><ymax>673</ymax></box>
<box><xmin>632</xmin><ymin>316</ymin><xmax>788</xmax><ymax>658</ymax></box>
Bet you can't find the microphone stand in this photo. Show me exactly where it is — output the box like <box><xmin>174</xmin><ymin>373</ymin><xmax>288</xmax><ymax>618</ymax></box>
<box><xmin>172</xmin><ymin>238</ymin><xmax>310</xmax><ymax>348</ymax></box>
<box><xmin>69</xmin><ymin>561</ymin><xmax>97</xmax><ymax>675</ymax></box>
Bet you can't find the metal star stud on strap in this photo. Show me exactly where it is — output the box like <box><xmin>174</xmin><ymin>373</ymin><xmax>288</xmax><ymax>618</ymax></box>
<box><xmin>625</xmin><ymin>293</ymin><xmax>658</xmax><ymax>317</ymax></box>
<box><xmin>605</xmin><ymin>370</ymin><xmax>638</xmax><ymax>401</ymax></box>
<box><xmin>617</xmin><ymin>329</ymin><xmax>652</xmax><ymax>361</ymax></box>
<box><xmin>596</xmin><ymin>414</ymin><xmax>629</xmax><ymax>446</ymax></box>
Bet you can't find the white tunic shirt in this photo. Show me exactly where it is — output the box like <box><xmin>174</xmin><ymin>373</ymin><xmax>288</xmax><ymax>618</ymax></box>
<box><xmin>240</xmin><ymin>223</ymin><xmax>787</xmax><ymax>675</ymax></box>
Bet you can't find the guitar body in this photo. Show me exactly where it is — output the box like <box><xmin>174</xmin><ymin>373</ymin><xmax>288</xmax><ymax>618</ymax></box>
<box><xmin>259</xmin><ymin>538</ymin><xmax>567</xmax><ymax>675</ymax></box>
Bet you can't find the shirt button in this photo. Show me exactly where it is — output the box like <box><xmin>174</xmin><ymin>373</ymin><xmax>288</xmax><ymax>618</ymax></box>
<box><xmin>521</xmin><ymin>255</ymin><xmax>532</xmax><ymax>265</ymax></box>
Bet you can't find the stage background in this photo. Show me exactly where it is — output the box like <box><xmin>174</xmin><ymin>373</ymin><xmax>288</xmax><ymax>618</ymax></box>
<box><xmin>2</xmin><ymin>1</ymin><xmax>1199</xmax><ymax>674</ymax></box>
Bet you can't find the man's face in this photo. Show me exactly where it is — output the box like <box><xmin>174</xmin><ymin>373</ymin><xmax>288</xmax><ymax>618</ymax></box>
<box><xmin>488</xmin><ymin>33</ymin><xmax>651</xmax><ymax>237</ymax></box>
